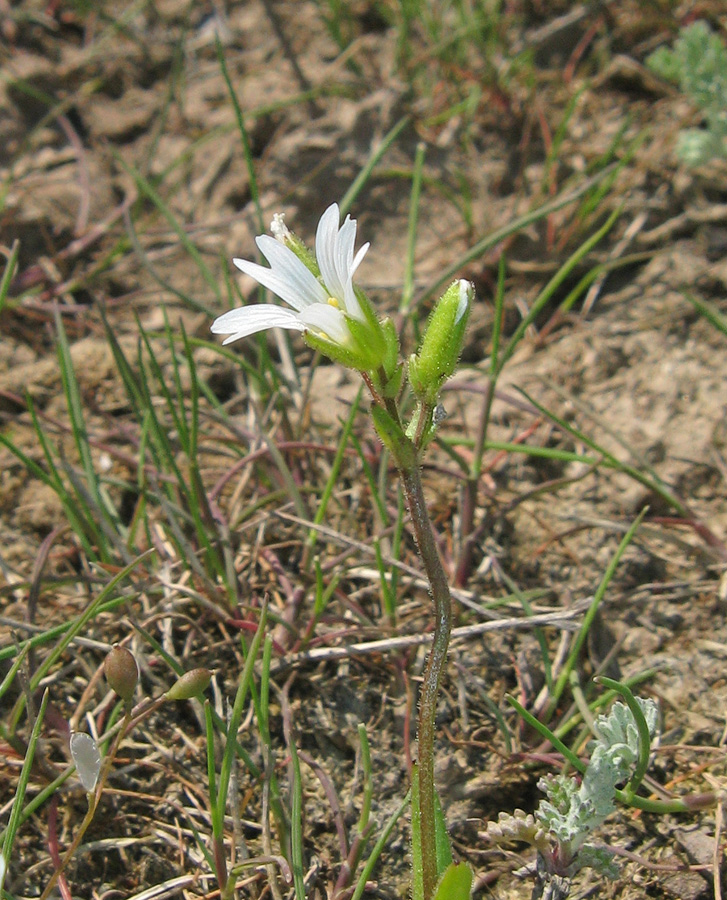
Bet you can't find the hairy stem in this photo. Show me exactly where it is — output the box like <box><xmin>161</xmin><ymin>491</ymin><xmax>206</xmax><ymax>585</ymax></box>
<box><xmin>399</xmin><ymin>463</ymin><xmax>452</xmax><ymax>900</ymax></box>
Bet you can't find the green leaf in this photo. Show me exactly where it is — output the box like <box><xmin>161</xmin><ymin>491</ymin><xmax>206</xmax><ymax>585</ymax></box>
<box><xmin>593</xmin><ymin>678</ymin><xmax>659</xmax><ymax>796</ymax></box>
<box><xmin>432</xmin><ymin>862</ymin><xmax>473</xmax><ymax>900</ymax></box>
<box><xmin>646</xmin><ymin>21</ymin><xmax>727</xmax><ymax>165</ymax></box>
<box><xmin>371</xmin><ymin>405</ymin><xmax>417</xmax><ymax>468</ymax></box>
<box><xmin>434</xmin><ymin>792</ymin><xmax>453</xmax><ymax>876</ymax></box>
<box><xmin>646</xmin><ymin>45</ymin><xmax>680</xmax><ymax>83</ymax></box>
<box><xmin>411</xmin><ymin>765</ymin><xmax>453</xmax><ymax>900</ymax></box>
<box><xmin>411</xmin><ymin>765</ymin><xmax>424</xmax><ymax>900</ymax></box>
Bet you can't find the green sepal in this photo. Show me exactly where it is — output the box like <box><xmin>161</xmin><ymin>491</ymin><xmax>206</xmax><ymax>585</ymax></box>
<box><xmin>353</xmin><ymin>286</ymin><xmax>389</xmax><ymax>361</ymax></box>
<box><xmin>381</xmin><ymin>362</ymin><xmax>404</xmax><ymax>399</ymax></box>
<box><xmin>303</xmin><ymin>328</ymin><xmax>379</xmax><ymax>372</ymax></box>
<box><xmin>432</xmin><ymin>863</ymin><xmax>473</xmax><ymax>900</ymax></box>
<box><xmin>355</xmin><ymin>285</ymin><xmax>384</xmax><ymax>335</ymax></box>
<box><xmin>301</xmin><ymin>297</ymin><xmax>390</xmax><ymax>373</ymax></box>
<box><xmin>371</xmin><ymin>404</ymin><xmax>417</xmax><ymax>469</ymax></box>
<box><xmin>282</xmin><ymin>229</ymin><xmax>320</xmax><ymax>278</ymax></box>
<box><xmin>370</xmin><ymin>361</ymin><xmax>404</xmax><ymax>400</ymax></box>
<box><xmin>345</xmin><ymin>313</ymin><xmax>387</xmax><ymax>370</ymax></box>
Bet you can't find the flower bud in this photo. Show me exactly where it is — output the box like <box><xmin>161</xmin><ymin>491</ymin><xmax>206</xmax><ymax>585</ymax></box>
<box><xmin>104</xmin><ymin>645</ymin><xmax>138</xmax><ymax>704</ymax></box>
<box><xmin>164</xmin><ymin>668</ymin><xmax>212</xmax><ymax>701</ymax></box>
<box><xmin>382</xmin><ymin>318</ymin><xmax>401</xmax><ymax>381</ymax></box>
<box><xmin>408</xmin><ymin>279</ymin><xmax>472</xmax><ymax>405</ymax></box>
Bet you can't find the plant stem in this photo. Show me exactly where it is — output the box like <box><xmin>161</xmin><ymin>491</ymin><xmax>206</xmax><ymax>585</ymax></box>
<box><xmin>39</xmin><ymin>709</ymin><xmax>133</xmax><ymax>900</ymax></box>
<box><xmin>399</xmin><ymin>463</ymin><xmax>453</xmax><ymax>900</ymax></box>
<box><xmin>373</xmin><ymin>382</ymin><xmax>454</xmax><ymax>899</ymax></box>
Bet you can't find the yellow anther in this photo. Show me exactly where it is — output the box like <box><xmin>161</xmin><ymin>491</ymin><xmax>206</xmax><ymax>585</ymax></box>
<box><xmin>327</xmin><ymin>297</ymin><xmax>341</xmax><ymax>308</ymax></box>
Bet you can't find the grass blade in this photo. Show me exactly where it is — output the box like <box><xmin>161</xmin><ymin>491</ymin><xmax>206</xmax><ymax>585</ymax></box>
<box><xmin>1</xmin><ymin>690</ymin><xmax>50</xmax><ymax>865</ymax></box>
<box><xmin>417</xmin><ymin>163</ymin><xmax>619</xmax><ymax>308</ymax></box>
<box><xmin>544</xmin><ymin>507</ymin><xmax>648</xmax><ymax>721</ymax></box>
<box><xmin>115</xmin><ymin>154</ymin><xmax>221</xmax><ymax>312</ymax></box>
<box><xmin>0</xmin><ymin>239</ymin><xmax>19</xmax><ymax>314</ymax></box>
<box><xmin>340</xmin><ymin>116</ymin><xmax>410</xmax><ymax>216</ymax></box>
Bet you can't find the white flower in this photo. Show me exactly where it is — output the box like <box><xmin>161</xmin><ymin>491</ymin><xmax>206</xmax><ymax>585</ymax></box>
<box><xmin>211</xmin><ymin>203</ymin><xmax>370</xmax><ymax>347</ymax></box>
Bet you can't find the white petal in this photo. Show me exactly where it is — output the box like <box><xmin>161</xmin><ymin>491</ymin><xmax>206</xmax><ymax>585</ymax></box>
<box><xmin>343</xmin><ymin>276</ymin><xmax>364</xmax><ymax>320</ymax></box>
<box><xmin>211</xmin><ymin>305</ymin><xmax>305</xmax><ymax>343</ymax></box>
<box><xmin>350</xmin><ymin>241</ymin><xmax>369</xmax><ymax>277</ymax></box>
<box><xmin>232</xmin><ymin>257</ymin><xmax>306</xmax><ymax>311</ymax></box>
<box><xmin>298</xmin><ymin>303</ymin><xmax>350</xmax><ymax>344</ymax></box>
<box><xmin>255</xmin><ymin>235</ymin><xmax>330</xmax><ymax>307</ymax></box>
<box><xmin>315</xmin><ymin>203</ymin><xmax>346</xmax><ymax>301</ymax></box>
<box><xmin>233</xmin><ymin>236</ymin><xmax>327</xmax><ymax>312</ymax></box>
<box><xmin>337</xmin><ymin>216</ymin><xmax>357</xmax><ymax>272</ymax></box>
<box><xmin>456</xmin><ymin>279</ymin><xmax>473</xmax><ymax>322</ymax></box>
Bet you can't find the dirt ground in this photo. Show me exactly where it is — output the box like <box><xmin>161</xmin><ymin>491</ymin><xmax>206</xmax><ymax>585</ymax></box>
<box><xmin>2</xmin><ymin>1</ymin><xmax>727</xmax><ymax>898</ymax></box>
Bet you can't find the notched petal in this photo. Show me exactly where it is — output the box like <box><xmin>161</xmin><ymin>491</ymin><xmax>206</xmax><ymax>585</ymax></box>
<box><xmin>211</xmin><ymin>305</ymin><xmax>305</xmax><ymax>342</ymax></box>
<box><xmin>315</xmin><ymin>203</ymin><xmax>347</xmax><ymax>300</ymax></box>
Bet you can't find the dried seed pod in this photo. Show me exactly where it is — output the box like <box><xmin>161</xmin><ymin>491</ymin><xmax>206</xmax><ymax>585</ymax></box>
<box><xmin>104</xmin><ymin>645</ymin><xmax>138</xmax><ymax>704</ymax></box>
<box><xmin>165</xmin><ymin>668</ymin><xmax>212</xmax><ymax>701</ymax></box>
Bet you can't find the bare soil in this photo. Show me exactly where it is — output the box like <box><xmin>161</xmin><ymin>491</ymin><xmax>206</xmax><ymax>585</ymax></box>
<box><xmin>2</xmin><ymin>2</ymin><xmax>727</xmax><ymax>899</ymax></box>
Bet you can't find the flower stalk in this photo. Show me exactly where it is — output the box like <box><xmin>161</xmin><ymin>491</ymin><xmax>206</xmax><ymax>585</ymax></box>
<box><xmin>375</xmin><ymin>391</ymin><xmax>453</xmax><ymax>899</ymax></box>
<box><xmin>213</xmin><ymin>205</ymin><xmax>473</xmax><ymax>900</ymax></box>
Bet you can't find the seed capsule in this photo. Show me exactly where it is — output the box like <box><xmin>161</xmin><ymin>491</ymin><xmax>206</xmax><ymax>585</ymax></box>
<box><xmin>104</xmin><ymin>645</ymin><xmax>139</xmax><ymax>704</ymax></box>
<box><xmin>165</xmin><ymin>668</ymin><xmax>212</xmax><ymax>701</ymax></box>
